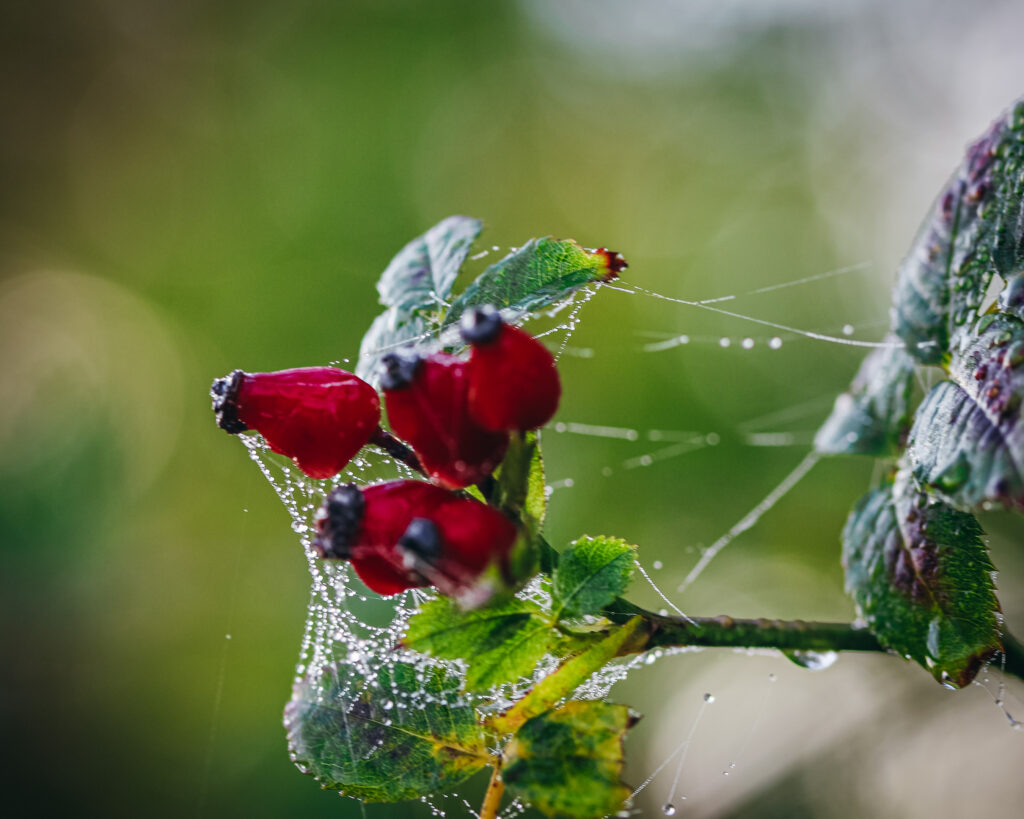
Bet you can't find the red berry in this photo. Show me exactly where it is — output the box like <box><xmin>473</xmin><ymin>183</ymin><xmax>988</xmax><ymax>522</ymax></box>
<box><xmin>313</xmin><ymin>480</ymin><xmax>518</xmax><ymax>599</ymax></box>
<box><xmin>380</xmin><ymin>352</ymin><xmax>508</xmax><ymax>489</ymax></box>
<box><xmin>460</xmin><ymin>306</ymin><xmax>561</xmax><ymax>432</ymax></box>
<box><xmin>211</xmin><ymin>367</ymin><xmax>380</xmax><ymax>480</ymax></box>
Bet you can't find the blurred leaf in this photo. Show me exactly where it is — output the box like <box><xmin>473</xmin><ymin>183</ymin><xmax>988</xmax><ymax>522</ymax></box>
<box><xmin>403</xmin><ymin>597</ymin><xmax>555</xmax><ymax>693</ymax></box>
<box><xmin>841</xmin><ymin>471</ymin><xmax>1000</xmax><ymax>687</ymax></box>
<box><xmin>284</xmin><ymin>662</ymin><xmax>488</xmax><ymax>801</ymax></box>
<box><xmin>553</xmin><ymin>536</ymin><xmax>637</xmax><ymax>617</ymax></box>
<box><xmin>814</xmin><ymin>339</ymin><xmax>916</xmax><ymax>457</ymax></box>
<box><xmin>907</xmin><ymin>312</ymin><xmax>1024</xmax><ymax>511</ymax></box>
<box><xmin>494</xmin><ymin>431</ymin><xmax>545</xmax><ymax>526</ymax></box>
<box><xmin>444</xmin><ymin>238</ymin><xmax>618</xmax><ymax>326</ymax></box>
<box><xmin>891</xmin><ymin>98</ymin><xmax>1024</xmax><ymax>364</ymax></box>
<box><xmin>502</xmin><ymin>701</ymin><xmax>635</xmax><ymax>819</ymax></box>
<box><xmin>356</xmin><ymin>306</ymin><xmax>428</xmax><ymax>387</ymax></box>
<box><xmin>376</xmin><ymin>215</ymin><xmax>483</xmax><ymax>312</ymax></box>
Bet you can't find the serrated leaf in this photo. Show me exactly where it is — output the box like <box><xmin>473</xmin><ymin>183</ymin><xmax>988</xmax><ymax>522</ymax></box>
<box><xmin>444</xmin><ymin>238</ymin><xmax>618</xmax><ymax>326</ymax></box>
<box><xmin>284</xmin><ymin>661</ymin><xmax>489</xmax><ymax>801</ymax></box>
<box><xmin>891</xmin><ymin>98</ymin><xmax>1024</xmax><ymax>363</ymax></box>
<box><xmin>841</xmin><ymin>471</ymin><xmax>1000</xmax><ymax>687</ymax></box>
<box><xmin>403</xmin><ymin>597</ymin><xmax>555</xmax><ymax>693</ymax></box>
<box><xmin>502</xmin><ymin>701</ymin><xmax>635</xmax><ymax>819</ymax></box>
<box><xmin>494</xmin><ymin>616</ymin><xmax>645</xmax><ymax>735</ymax></box>
<box><xmin>814</xmin><ymin>338</ymin><xmax>917</xmax><ymax>456</ymax></box>
<box><xmin>907</xmin><ymin>312</ymin><xmax>1024</xmax><ymax>511</ymax></box>
<box><xmin>376</xmin><ymin>216</ymin><xmax>483</xmax><ymax>311</ymax></box>
<box><xmin>554</xmin><ymin>536</ymin><xmax>637</xmax><ymax>617</ymax></box>
<box><xmin>355</xmin><ymin>306</ymin><xmax>428</xmax><ymax>388</ymax></box>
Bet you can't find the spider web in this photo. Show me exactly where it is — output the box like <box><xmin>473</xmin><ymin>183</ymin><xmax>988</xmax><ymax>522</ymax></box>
<box><xmin>231</xmin><ymin>257</ymin><xmax>1021</xmax><ymax>818</ymax></box>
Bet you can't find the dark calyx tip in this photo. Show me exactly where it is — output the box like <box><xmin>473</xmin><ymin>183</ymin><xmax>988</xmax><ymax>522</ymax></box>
<box><xmin>211</xmin><ymin>370</ymin><xmax>248</xmax><ymax>434</ymax></box>
<box><xmin>596</xmin><ymin>247</ymin><xmax>628</xmax><ymax>279</ymax></box>
<box><xmin>397</xmin><ymin>517</ymin><xmax>442</xmax><ymax>564</ymax></box>
<box><xmin>379</xmin><ymin>350</ymin><xmax>423</xmax><ymax>391</ymax></box>
<box><xmin>314</xmin><ymin>483</ymin><xmax>365</xmax><ymax>559</ymax></box>
<box><xmin>459</xmin><ymin>305</ymin><xmax>504</xmax><ymax>346</ymax></box>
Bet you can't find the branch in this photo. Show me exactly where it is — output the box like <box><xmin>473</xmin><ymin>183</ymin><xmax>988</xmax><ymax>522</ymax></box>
<box><xmin>601</xmin><ymin>598</ymin><xmax>1024</xmax><ymax>682</ymax></box>
<box><xmin>369</xmin><ymin>426</ymin><xmax>424</xmax><ymax>475</ymax></box>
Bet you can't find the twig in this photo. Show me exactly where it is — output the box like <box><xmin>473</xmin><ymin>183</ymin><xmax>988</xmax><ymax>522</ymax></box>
<box><xmin>479</xmin><ymin>759</ymin><xmax>505</xmax><ymax>819</ymax></box>
<box><xmin>369</xmin><ymin>426</ymin><xmax>424</xmax><ymax>475</ymax></box>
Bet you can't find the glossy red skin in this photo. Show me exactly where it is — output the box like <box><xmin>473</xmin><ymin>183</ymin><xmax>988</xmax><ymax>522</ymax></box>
<box><xmin>383</xmin><ymin>354</ymin><xmax>508</xmax><ymax>489</ymax></box>
<box><xmin>346</xmin><ymin>480</ymin><xmax>518</xmax><ymax>597</ymax></box>
<box><xmin>236</xmin><ymin>367</ymin><xmax>380</xmax><ymax>479</ymax></box>
<box><xmin>466</xmin><ymin>324</ymin><xmax>561</xmax><ymax>431</ymax></box>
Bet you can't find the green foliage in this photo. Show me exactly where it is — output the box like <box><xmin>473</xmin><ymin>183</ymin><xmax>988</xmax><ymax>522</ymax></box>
<box><xmin>403</xmin><ymin>597</ymin><xmax>556</xmax><ymax>693</ymax></box>
<box><xmin>908</xmin><ymin>312</ymin><xmax>1024</xmax><ymax>511</ymax></box>
<box><xmin>814</xmin><ymin>339</ymin><xmax>916</xmax><ymax>456</ymax></box>
<box><xmin>444</xmin><ymin>237</ymin><xmax>617</xmax><ymax>326</ymax></box>
<box><xmin>553</xmin><ymin>536</ymin><xmax>637</xmax><ymax>617</ymax></box>
<box><xmin>376</xmin><ymin>215</ymin><xmax>483</xmax><ymax>312</ymax></box>
<box><xmin>841</xmin><ymin>472</ymin><xmax>1001</xmax><ymax>688</ymax></box>
<box><xmin>284</xmin><ymin>662</ymin><xmax>488</xmax><ymax>801</ymax></box>
<box><xmin>891</xmin><ymin>99</ymin><xmax>1024</xmax><ymax>363</ymax></box>
<box><xmin>502</xmin><ymin>701</ymin><xmax>636</xmax><ymax>819</ymax></box>
<box><xmin>356</xmin><ymin>218</ymin><xmax>618</xmax><ymax>387</ymax></box>
<box><xmin>819</xmin><ymin>98</ymin><xmax>1024</xmax><ymax>685</ymax></box>
<box><xmin>494</xmin><ymin>617</ymin><xmax>645</xmax><ymax>735</ymax></box>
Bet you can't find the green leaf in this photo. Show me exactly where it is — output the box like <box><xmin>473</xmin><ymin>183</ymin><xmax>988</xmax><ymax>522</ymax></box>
<box><xmin>355</xmin><ymin>306</ymin><xmax>428</xmax><ymax>388</ymax></box>
<box><xmin>493</xmin><ymin>616</ymin><xmax>645</xmax><ymax>735</ymax></box>
<box><xmin>494</xmin><ymin>431</ymin><xmax>546</xmax><ymax>527</ymax></box>
<box><xmin>502</xmin><ymin>701</ymin><xmax>635</xmax><ymax>819</ymax></box>
<box><xmin>841</xmin><ymin>471</ymin><xmax>1001</xmax><ymax>687</ymax></box>
<box><xmin>554</xmin><ymin>536</ymin><xmax>637</xmax><ymax>617</ymax></box>
<box><xmin>444</xmin><ymin>238</ymin><xmax>619</xmax><ymax>327</ymax></box>
<box><xmin>376</xmin><ymin>215</ymin><xmax>482</xmax><ymax>312</ymax></box>
<box><xmin>284</xmin><ymin>661</ymin><xmax>489</xmax><ymax>801</ymax></box>
<box><xmin>907</xmin><ymin>312</ymin><xmax>1024</xmax><ymax>511</ymax></box>
<box><xmin>814</xmin><ymin>338</ymin><xmax>917</xmax><ymax>457</ymax></box>
<box><xmin>403</xmin><ymin>597</ymin><xmax>556</xmax><ymax>693</ymax></box>
<box><xmin>891</xmin><ymin>98</ymin><xmax>1024</xmax><ymax>363</ymax></box>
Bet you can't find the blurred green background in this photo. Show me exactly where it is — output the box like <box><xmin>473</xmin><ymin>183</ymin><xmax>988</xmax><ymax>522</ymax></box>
<box><xmin>3</xmin><ymin>1</ymin><xmax>1024</xmax><ymax>816</ymax></box>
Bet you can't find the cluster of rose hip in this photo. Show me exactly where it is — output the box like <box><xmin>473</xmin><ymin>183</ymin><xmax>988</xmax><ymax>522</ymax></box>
<box><xmin>211</xmin><ymin>305</ymin><xmax>560</xmax><ymax>603</ymax></box>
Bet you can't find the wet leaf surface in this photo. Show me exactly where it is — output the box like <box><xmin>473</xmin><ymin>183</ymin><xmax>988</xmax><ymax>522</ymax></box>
<box><xmin>841</xmin><ymin>472</ymin><xmax>1000</xmax><ymax>687</ymax></box>
<box><xmin>285</xmin><ymin>661</ymin><xmax>488</xmax><ymax>801</ymax></box>
<box><xmin>814</xmin><ymin>338</ymin><xmax>917</xmax><ymax>457</ymax></box>
<box><xmin>403</xmin><ymin>597</ymin><xmax>555</xmax><ymax>693</ymax></box>
<box><xmin>503</xmin><ymin>700</ymin><xmax>635</xmax><ymax>819</ymax></box>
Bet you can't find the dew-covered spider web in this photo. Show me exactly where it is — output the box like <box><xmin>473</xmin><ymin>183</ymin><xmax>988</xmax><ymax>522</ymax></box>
<box><xmin>229</xmin><ymin>252</ymin><xmax>1022</xmax><ymax>818</ymax></box>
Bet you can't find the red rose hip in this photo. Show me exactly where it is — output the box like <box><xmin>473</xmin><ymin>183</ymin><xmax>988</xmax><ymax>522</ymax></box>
<box><xmin>380</xmin><ymin>351</ymin><xmax>508</xmax><ymax>489</ymax></box>
<box><xmin>211</xmin><ymin>367</ymin><xmax>380</xmax><ymax>479</ymax></box>
<box><xmin>313</xmin><ymin>480</ymin><xmax>518</xmax><ymax>601</ymax></box>
<box><xmin>460</xmin><ymin>306</ymin><xmax>561</xmax><ymax>432</ymax></box>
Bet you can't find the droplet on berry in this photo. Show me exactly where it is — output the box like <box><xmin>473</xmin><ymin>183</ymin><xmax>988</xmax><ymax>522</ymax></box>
<box><xmin>460</xmin><ymin>306</ymin><xmax>561</xmax><ymax>432</ymax></box>
<box><xmin>211</xmin><ymin>367</ymin><xmax>381</xmax><ymax>479</ymax></box>
<box><xmin>313</xmin><ymin>480</ymin><xmax>518</xmax><ymax>603</ymax></box>
<box><xmin>382</xmin><ymin>352</ymin><xmax>509</xmax><ymax>489</ymax></box>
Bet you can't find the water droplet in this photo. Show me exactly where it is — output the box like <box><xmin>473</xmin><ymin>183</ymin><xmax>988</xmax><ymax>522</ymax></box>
<box><xmin>705</xmin><ymin>432</ymin><xmax>720</xmax><ymax>446</ymax></box>
<box><xmin>719</xmin><ymin>337</ymin><xmax>731</xmax><ymax>348</ymax></box>
<box><xmin>741</xmin><ymin>337</ymin><xmax>754</xmax><ymax>349</ymax></box>
<box><xmin>652</xmin><ymin>560</ymin><xmax>663</xmax><ymax>570</ymax></box>
<box><xmin>601</xmin><ymin>466</ymin><xmax>613</xmax><ymax>477</ymax></box>
<box><xmin>640</xmin><ymin>455</ymin><xmax>653</xmax><ymax>466</ymax></box>
<box><xmin>382</xmin><ymin>700</ymin><xmax>394</xmax><ymax>711</ymax></box>
<box><xmin>663</xmin><ymin>804</ymin><xmax>677</xmax><ymax>816</ymax></box>
<box><xmin>768</xmin><ymin>672</ymin><xmax>777</xmax><ymax>682</ymax></box>
<box><xmin>784</xmin><ymin>649</ymin><xmax>838</xmax><ymax>670</ymax></box>
<box><xmin>704</xmin><ymin>692</ymin><xmax>715</xmax><ymax>703</ymax></box>
<box><xmin>678</xmin><ymin>334</ymin><xmax>690</xmax><ymax>345</ymax></box>
<box><xmin>842</xmin><ymin>324</ymin><xmax>855</xmax><ymax>336</ymax></box>
<box><xmin>769</xmin><ymin>337</ymin><xmax>783</xmax><ymax>350</ymax></box>
<box><xmin>225</xmin><ymin>634</ymin><xmax>232</xmax><ymax>640</ymax></box>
